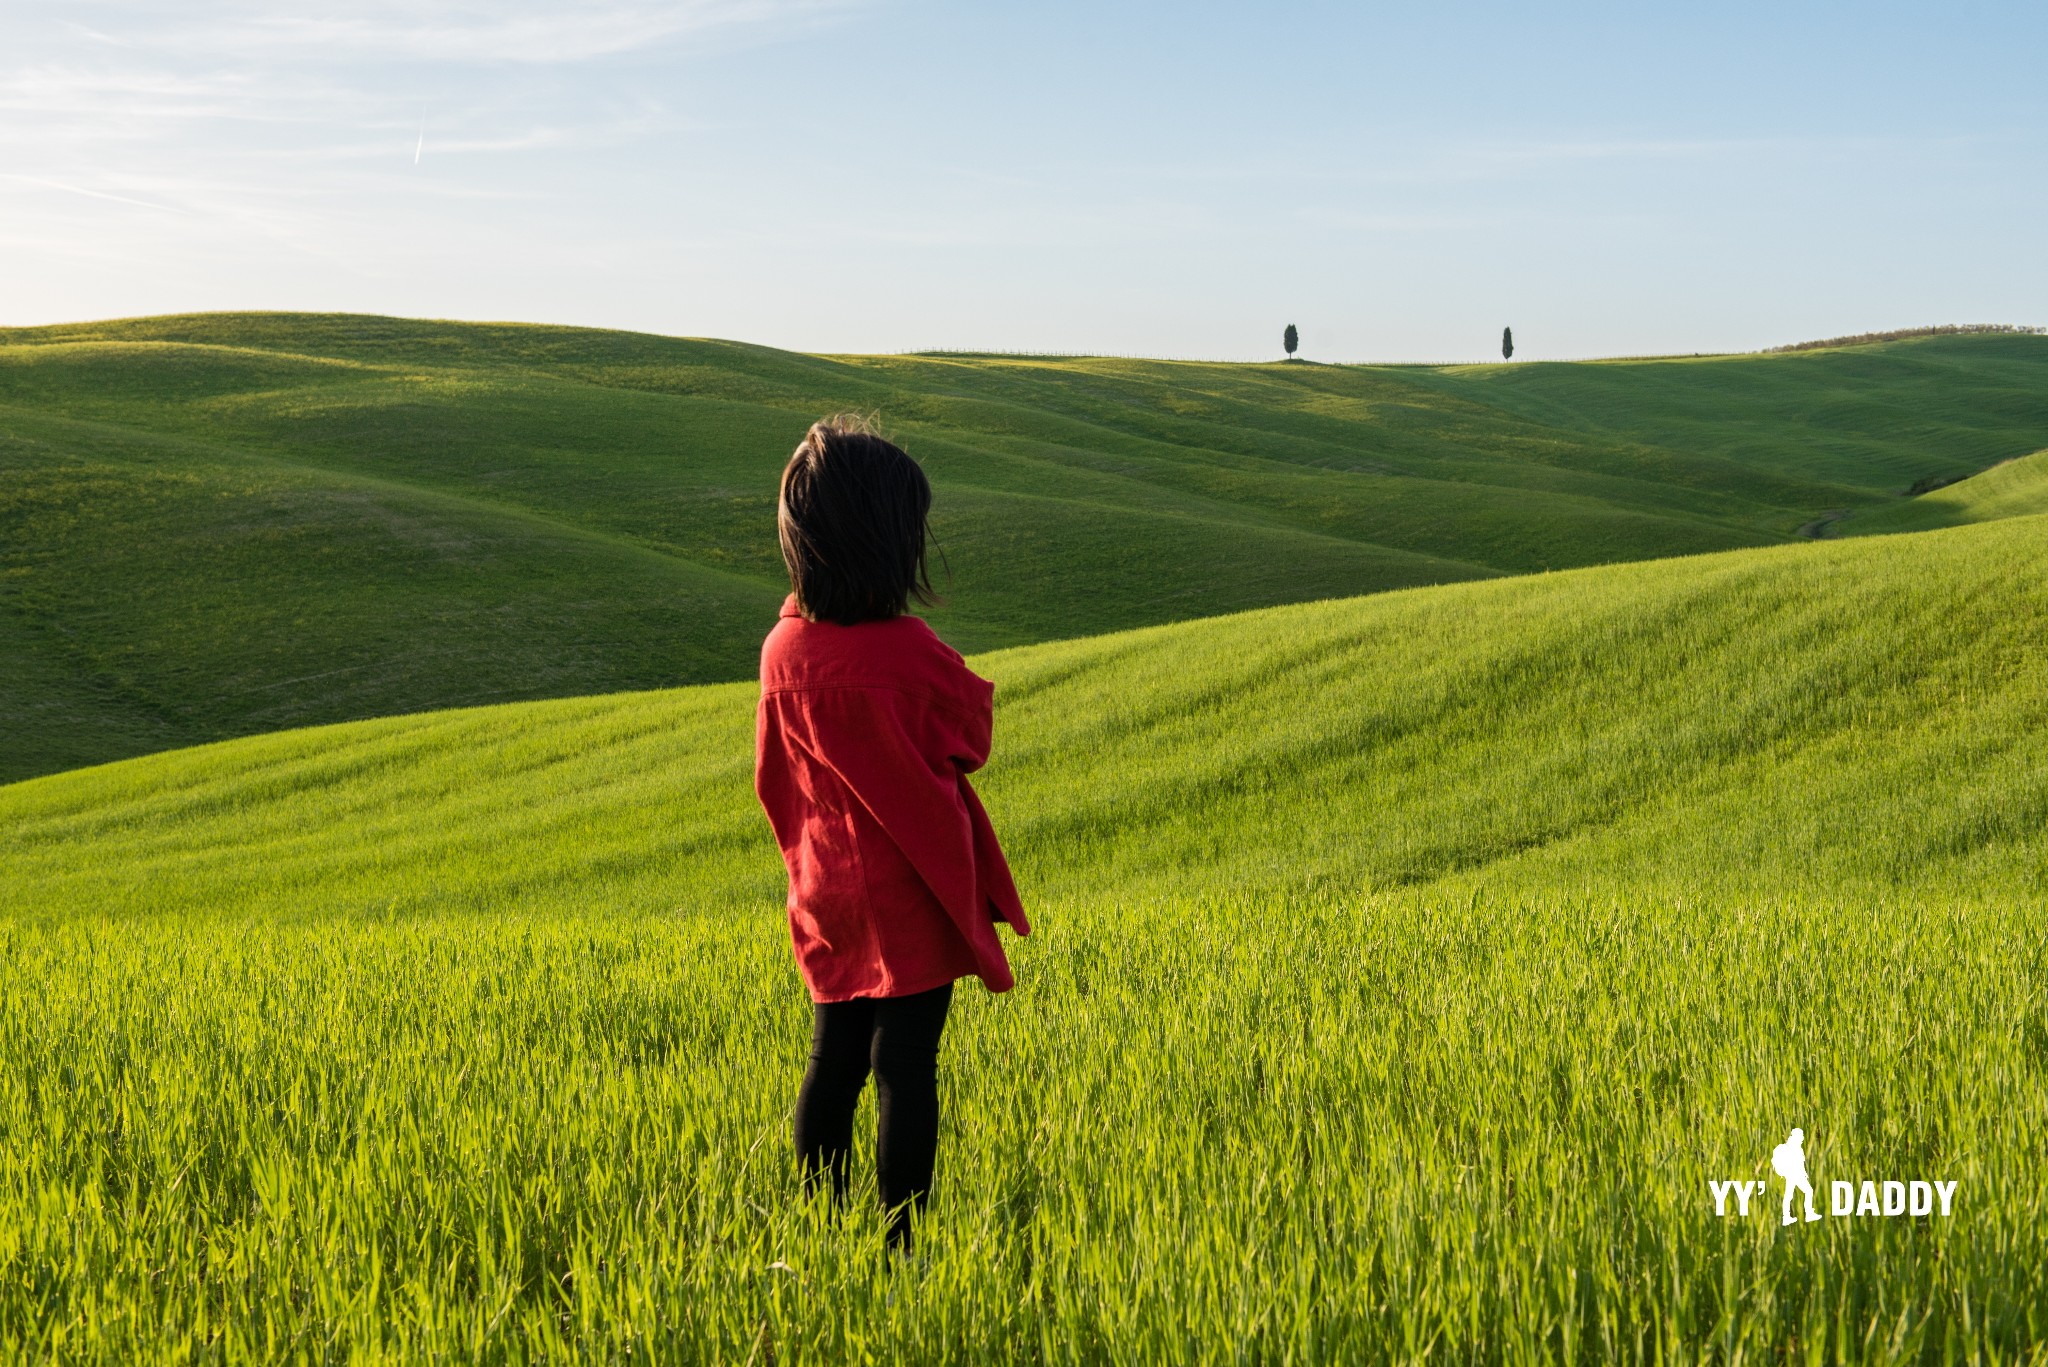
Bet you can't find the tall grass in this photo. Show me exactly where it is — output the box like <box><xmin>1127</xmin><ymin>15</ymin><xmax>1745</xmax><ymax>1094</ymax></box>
<box><xmin>5</xmin><ymin>892</ymin><xmax>2040</xmax><ymax>1361</ymax></box>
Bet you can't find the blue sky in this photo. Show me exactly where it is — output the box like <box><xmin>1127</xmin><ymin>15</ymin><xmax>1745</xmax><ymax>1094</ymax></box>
<box><xmin>3</xmin><ymin>1</ymin><xmax>2043</xmax><ymax>360</ymax></box>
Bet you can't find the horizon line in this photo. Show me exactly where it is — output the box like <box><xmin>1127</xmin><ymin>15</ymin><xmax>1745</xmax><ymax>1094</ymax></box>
<box><xmin>2</xmin><ymin>308</ymin><xmax>2041</xmax><ymax>367</ymax></box>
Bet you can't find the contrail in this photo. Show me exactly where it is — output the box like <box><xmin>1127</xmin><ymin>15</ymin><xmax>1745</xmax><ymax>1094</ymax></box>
<box><xmin>414</xmin><ymin>119</ymin><xmax>424</xmax><ymax>165</ymax></box>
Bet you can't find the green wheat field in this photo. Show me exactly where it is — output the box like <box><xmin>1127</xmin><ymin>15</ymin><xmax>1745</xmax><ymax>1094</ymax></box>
<box><xmin>3</xmin><ymin>319</ymin><xmax>2047</xmax><ymax>1361</ymax></box>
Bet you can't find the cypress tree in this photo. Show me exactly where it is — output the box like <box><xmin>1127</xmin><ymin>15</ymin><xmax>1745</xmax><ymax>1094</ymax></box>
<box><xmin>1283</xmin><ymin>324</ymin><xmax>1299</xmax><ymax>360</ymax></box>
<box><xmin>1502</xmin><ymin>326</ymin><xmax>1514</xmax><ymax>361</ymax></box>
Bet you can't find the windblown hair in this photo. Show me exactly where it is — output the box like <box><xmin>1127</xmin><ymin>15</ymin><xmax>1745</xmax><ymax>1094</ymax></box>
<box><xmin>777</xmin><ymin>416</ymin><xmax>939</xmax><ymax>625</ymax></box>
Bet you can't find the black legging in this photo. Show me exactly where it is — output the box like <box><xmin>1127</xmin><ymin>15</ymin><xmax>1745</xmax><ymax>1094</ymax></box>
<box><xmin>793</xmin><ymin>982</ymin><xmax>952</xmax><ymax>1248</ymax></box>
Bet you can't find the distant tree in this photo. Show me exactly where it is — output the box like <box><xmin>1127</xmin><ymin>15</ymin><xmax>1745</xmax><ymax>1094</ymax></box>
<box><xmin>1502</xmin><ymin>326</ymin><xmax>1514</xmax><ymax>361</ymax></box>
<box><xmin>1283</xmin><ymin>324</ymin><xmax>1299</xmax><ymax>360</ymax></box>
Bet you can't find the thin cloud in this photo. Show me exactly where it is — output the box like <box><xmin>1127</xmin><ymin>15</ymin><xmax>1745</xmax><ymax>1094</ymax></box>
<box><xmin>59</xmin><ymin>22</ymin><xmax>135</xmax><ymax>49</ymax></box>
<box><xmin>0</xmin><ymin>3</ymin><xmax>801</xmax><ymax>157</ymax></box>
<box><xmin>0</xmin><ymin>65</ymin><xmax>260</xmax><ymax>117</ymax></box>
<box><xmin>263</xmin><ymin>122</ymin><xmax>669</xmax><ymax>164</ymax></box>
<box><xmin>1454</xmin><ymin>134</ymin><xmax>1969</xmax><ymax>166</ymax></box>
<box><xmin>1293</xmin><ymin>205</ymin><xmax>1656</xmax><ymax>233</ymax></box>
<box><xmin>0</xmin><ymin>173</ymin><xmax>193</xmax><ymax>216</ymax></box>
<box><xmin>148</xmin><ymin>0</ymin><xmax>858</xmax><ymax>65</ymax></box>
<box><xmin>1097</xmin><ymin>133</ymin><xmax>1980</xmax><ymax>190</ymax></box>
<box><xmin>0</xmin><ymin>0</ymin><xmax>852</xmax><ymax>306</ymax></box>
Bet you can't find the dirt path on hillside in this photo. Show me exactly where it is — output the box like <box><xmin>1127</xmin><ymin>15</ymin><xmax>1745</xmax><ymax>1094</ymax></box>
<box><xmin>1796</xmin><ymin>508</ymin><xmax>1850</xmax><ymax>538</ymax></box>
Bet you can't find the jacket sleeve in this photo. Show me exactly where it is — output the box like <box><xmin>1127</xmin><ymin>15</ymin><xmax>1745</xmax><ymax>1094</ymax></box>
<box><xmin>926</xmin><ymin>674</ymin><xmax>1029</xmax><ymax>932</ymax></box>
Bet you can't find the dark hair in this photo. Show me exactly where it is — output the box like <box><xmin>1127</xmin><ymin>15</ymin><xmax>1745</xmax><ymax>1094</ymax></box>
<box><xmin>778</xmin><ymin>416</ymin><xmax>939</xmax><ymax>625</ymax></box>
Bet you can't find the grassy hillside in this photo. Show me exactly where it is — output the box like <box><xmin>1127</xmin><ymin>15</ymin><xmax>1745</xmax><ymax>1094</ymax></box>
<box><xmin>1845</xmin><ymin>447</ymin><xmax>2048</xmax><ymax>536</ymax></box>
<box><xmin>4</xmin><ymin>516</ymin><xmax>2045</xmax><ymax>1360</ymax></box>
<box><xmin>5</xmin><ymin>314</ymin><xmax>2046</xmax><ymax>782</ymax></box>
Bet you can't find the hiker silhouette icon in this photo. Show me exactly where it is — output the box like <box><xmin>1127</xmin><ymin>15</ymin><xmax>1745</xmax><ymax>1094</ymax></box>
<box><xmin>1771</xmin><ymin>1128</ymin><xmax>1823</xmax><ymax>1226</ymax></box>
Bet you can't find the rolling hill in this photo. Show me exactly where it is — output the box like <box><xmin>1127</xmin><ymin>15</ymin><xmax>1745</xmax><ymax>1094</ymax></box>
<box><xmin>4</xmin><ymin>314</ymin><xmax>2046</xmax><ymax>782</ymax></box>
<box><xmin>1844</xmin><ymin>446</ymin><xmax>2048</xmax><ymax>537</ymax></box>
<box><xmin>2</xmin><ymin>512</ymin><xmax>2043</xmax><ymax>1358</ymax></box>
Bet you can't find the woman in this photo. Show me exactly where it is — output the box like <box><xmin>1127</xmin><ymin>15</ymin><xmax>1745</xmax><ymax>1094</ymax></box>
<box><xmin>753</xmin><ymin>416</ymin><xmax>1029</xmax><ymax>1251</ymax></box>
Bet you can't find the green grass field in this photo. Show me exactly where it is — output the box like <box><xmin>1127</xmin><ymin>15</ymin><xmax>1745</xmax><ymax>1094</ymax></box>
<box><xmin>5</xmin><ymin>315</ymin><xmax>2046</xmax><ymax>782</ymax></box>
<box><xmin>4</xmin><ymin>508</ymin><xmax>2045</xmax><ymax>1361</ymax></box>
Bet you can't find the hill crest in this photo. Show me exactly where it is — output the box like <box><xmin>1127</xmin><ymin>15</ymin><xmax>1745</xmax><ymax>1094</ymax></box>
<box><xmin>5</xmin><ymin>313</ymin><xmax>2046</xmax><ymax>782</ymax></box>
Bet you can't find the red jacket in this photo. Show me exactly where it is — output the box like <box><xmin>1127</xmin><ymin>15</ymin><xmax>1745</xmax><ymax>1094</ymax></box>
<box><xmin>755</xmin><ymin>596</ymin><xmax>1029</xmax><ymax>1002</ymax></box>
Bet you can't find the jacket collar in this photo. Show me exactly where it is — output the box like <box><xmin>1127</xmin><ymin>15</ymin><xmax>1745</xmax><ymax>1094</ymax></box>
<box><xmin>780</xmin><ymin>593</ymin><xmax>803</xmax><ymax>619</ymax></box>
